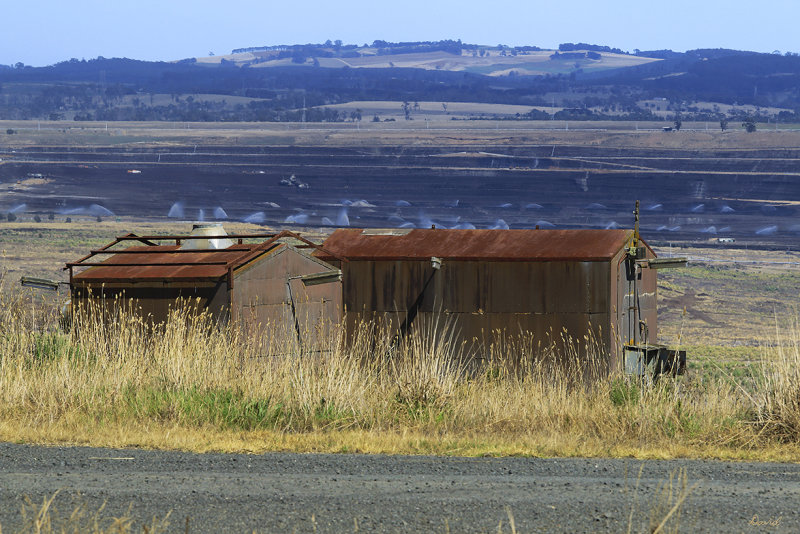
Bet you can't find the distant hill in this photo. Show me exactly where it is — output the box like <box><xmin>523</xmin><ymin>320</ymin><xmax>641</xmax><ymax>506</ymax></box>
<box><xmin>202</xmin><ymin>40</ymin><xmax>658</xmax><ymax>78</ymax></box>
<box><xmin>1</xmin><ymin>41</ymin><xmax>799</xmax><ymax>123</ymax></box>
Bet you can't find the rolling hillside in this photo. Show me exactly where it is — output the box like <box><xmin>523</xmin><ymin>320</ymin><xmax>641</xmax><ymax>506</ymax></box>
<box><xmin>1</xmin><ymin>41</ymin><xmax>800</xmax><ymax>122</ymax></box>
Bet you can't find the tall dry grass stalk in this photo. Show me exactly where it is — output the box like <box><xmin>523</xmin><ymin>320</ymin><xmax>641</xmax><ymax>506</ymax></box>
<box><xmin>5</xmin><ymin>490</ymin><xmax>170</xmax><ymax>534</ymax></box>
<box><xmin>755</xmin><ymin>315</ymin><xmax>800</xmax><ymax>440</ymax></box>
<box><xmin>0</xmin><ymin>282</ymin><xmax>793</xmax><ymax>456</ymax></box>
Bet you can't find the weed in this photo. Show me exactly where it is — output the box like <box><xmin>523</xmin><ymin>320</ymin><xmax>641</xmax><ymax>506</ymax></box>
<box><xmin>5</xmin><ymin>491</ymin><xmax>171</xmax><ymax>534</ymax></box>
<box><xmin>610</xmin><ymin>378</ymin><xmax>641</xmax><ymax>407</ymax></box>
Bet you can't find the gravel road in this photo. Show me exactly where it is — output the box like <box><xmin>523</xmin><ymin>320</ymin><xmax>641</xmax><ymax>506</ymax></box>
<box><xmin>0</xmin><ymin>443</ymin><xmax>796</xmax><ymax>533</ymax></box>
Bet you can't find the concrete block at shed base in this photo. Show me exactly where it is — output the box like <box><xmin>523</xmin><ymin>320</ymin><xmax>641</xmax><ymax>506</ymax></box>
<box><xmin>624</xmin><ymin>344</ymin><xmax>687</xmax><ymax>377</ymax></box>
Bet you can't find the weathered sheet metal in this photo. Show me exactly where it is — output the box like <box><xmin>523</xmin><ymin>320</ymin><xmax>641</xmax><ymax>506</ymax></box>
<box><xmin>71</xmin><ymin>283</ymin><xmax>230</xmax><ymax>326</ymax></box>
<box><xmin>341</xmin><ymin>260</ymin><xmax>610</xmax><ymax>314</ymax></box>
<box><xmin>340</xmin><ymin>258</ymin><xmax>614</xmax><ymax>357</ymax></box>
<box><xmin>321</xmin><ymin>228</ymin><xmax>657</xmax><ymax>370</ymax></box>
<box><xmin>67</xmin><ymin>231</ymin><xmax>343</xmax><ymax>346</ymax></box>
<box><xmin>315</xmin><ymin>229</ymin><xmax>636</xmax><ymax>262</ymax></box>
<box><xmin>69</xmin><ymin>229</ymin><xmax>345</xmax><ymax>285</ymax></box>
<box><xmin>70</xmin><ymin>244</ymin><xmax>278</xmax><ymax>284</ymax></box>
<box><xmin>232</xmin><ymin>245</ymin><xmax>342</xmax><ymax>349</ymax></box>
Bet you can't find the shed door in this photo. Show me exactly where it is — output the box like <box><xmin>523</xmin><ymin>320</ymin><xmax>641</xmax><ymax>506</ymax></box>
<box><xmin>287</xmin><ymin>277</ymin><xmax>340</xmax><ymax>352</ymax></box>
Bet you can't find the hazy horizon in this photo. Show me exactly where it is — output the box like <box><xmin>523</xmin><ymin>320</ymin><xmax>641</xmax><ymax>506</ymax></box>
<box><xmin>4</xmin><ymin>0</ymin><xmax>798</xmax><ymax>67</ymax></box>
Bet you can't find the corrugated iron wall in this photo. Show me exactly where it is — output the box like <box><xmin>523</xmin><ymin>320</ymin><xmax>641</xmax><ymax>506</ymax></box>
<box><xmin>71</xmin><ymin>283</ymin><xmax>230</xmax><ymax>325</ymax></box>
<box><xmin>341</xmin><ymin>259</ymin><xmax>616</xmax><ymax>364</ymax></box>
<box><xmin>232</xmin><ymin>246</ymin><xmax>341</xmax><ymax>351</ymax></box>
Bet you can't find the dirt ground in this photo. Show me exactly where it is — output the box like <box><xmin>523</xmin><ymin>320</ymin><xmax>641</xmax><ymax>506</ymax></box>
<box><xmin>3</xmin><ymin>119</ymin><xmax>800</xmax><ymax>148</ymax></box>
<box><xmin>654</xmin><ymin>245</ymin><xmax>800</xmax><ymax>347</ymax></box>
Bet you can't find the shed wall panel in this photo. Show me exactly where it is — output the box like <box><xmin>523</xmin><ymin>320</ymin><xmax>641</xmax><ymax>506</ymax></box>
<box><xmin>72</xmin><ymin>284</ymin><xmax>228</xmax><ymax>325</ymax></box>
<box><xmin>233</xmin><ymin>246</ymin><xmax>342</xmax><ymax>346</ymax></box>
<box><xmin>344</xmin><ymin>260</ymin><xmax>613</xmax><ymax>354</ymax></box>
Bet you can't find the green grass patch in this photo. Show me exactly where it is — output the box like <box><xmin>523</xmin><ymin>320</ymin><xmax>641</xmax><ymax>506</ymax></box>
<box><xmin>610</xmin><ymin>378</ymin><xmax>641</xmax><ymax>407</ymax></box>
<box><xmin>121</xmin><ymin>386</ymin><xmax>289</xmax><ymax>431</ymax></box>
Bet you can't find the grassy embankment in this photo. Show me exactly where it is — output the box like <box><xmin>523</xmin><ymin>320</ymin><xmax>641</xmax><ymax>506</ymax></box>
<box><xmin>1</xmin><ymin>273</ymin><xmax>799</xmax><ymax>462</ymax></box>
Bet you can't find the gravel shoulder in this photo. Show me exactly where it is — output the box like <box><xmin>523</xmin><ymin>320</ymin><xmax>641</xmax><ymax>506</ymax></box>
<box><xmin>0</xmin><ymin>443</ymin><xmax>797</xmax><ymax>533</ymax></box>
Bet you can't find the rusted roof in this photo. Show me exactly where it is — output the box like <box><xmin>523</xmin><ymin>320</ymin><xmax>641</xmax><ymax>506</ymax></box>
<box><xmin>67</xmin><ymin>230</ymin><xmax>345</xmax><ymax>285</ymax></box>
<box><xmin>315</xmin><ymin>229</ymin><xmax>644</xmax><ymax>262</ymax></box>
<box><xmin>71</xmin><ymin>243</ymin><xmax>282</xmax><ymax>284</ymax></box>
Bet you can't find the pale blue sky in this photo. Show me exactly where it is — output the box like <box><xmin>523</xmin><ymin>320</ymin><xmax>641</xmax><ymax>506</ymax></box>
<box><xmin>3</xmin><ymin>0</ymin><xmax>797</xmax><ymax>66</ymax></box>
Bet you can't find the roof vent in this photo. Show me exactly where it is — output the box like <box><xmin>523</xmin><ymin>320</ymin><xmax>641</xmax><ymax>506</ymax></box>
<box><xmin>180</xmin><ymin>222</ymin><xmax>233</xmax><ymax>250</ymax></box>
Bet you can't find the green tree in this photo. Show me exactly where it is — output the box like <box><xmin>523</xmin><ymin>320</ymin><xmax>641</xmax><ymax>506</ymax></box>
<box><xmin>742</xmin><ymin>117</ymin><xmax>757</xmax><ymax>132</ymax></box>
<box><xmin>720</xmin><ymin>117</ymin><xmax>729</xmax><ymax>131</ymax></box>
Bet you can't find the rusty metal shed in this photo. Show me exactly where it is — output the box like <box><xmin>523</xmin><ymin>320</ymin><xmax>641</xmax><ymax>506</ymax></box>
<box><xmin>67</xmin><ymin>229</ymin><xmax>343</xmax><ymax>345</ymax></box>
<box><xmin>314</xmin><ymin>228</ymin><xmax>657</xmax><ymax>372</ymax></box>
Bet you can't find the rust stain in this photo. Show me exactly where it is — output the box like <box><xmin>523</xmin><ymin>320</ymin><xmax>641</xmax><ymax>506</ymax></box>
<box><xmin>68</xmin><ymin>229</ymin><xmax>341</xmax><ymax>285</ymax></box>
<box><xmin>315</xmin><ymin>229</ymin><xmax>637</xmax><ymax>262</ymax></box>
<box><xmin>71</xmin><ymin>243</ymin><xmax>281</xmax><ymax>284</ymax></box>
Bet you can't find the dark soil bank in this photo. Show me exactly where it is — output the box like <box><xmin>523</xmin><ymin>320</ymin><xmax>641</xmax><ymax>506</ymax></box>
<box><xmin>2</xmin><ymin>144</ymin><xmax>800</xmax><ymax>248</ymax></box>
<box><xmin>0</xmin><ymin>443</ymin><xmax>797</xmax><ymax>533</ymax></box>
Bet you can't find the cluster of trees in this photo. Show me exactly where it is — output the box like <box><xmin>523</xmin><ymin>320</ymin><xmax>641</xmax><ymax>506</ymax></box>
<box><xmin>232</xmin><ymin>40</ymin><xmax>359</xmax><ymax>55</ymax></box>
<box><xmin>371</xmin><ymin>39</ymin><xmax>464</xmax><ymax>56</ymax></box>
<box><xmin>1</xmin><ymin>212</ymin><xmax>74</xmax><ymax>223</ymax></box>
<box><xmin>558</xmin><ymin>43</ymin><xmax>628</xmax><ymax>55</ymax></box>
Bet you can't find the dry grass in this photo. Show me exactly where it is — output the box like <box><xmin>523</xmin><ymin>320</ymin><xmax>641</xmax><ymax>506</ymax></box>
<box><xmin>1</xmin><ymin>273</ymin><xmax>799</xmax><ymax>462</ymax></box>
<box><xmin>3</xmin><ymin>490</ymin><xmax>170</xmax><ymax>534</ymax></box>
<box><xmin>624</xmin><ymin>466</ymin><xmax>698</xmax><ymax>534</ymax></box>
<box><xmin>753</xmin><ymin>315</ymin><xmax>800</xmax><ymax>439</ymax></box>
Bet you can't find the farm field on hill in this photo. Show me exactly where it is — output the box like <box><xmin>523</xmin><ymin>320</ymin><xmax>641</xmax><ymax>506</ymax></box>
<box><xmin>200</xmin><ymin>48</ymin><xmax>659</xmax><ymax>77</ymax></box>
